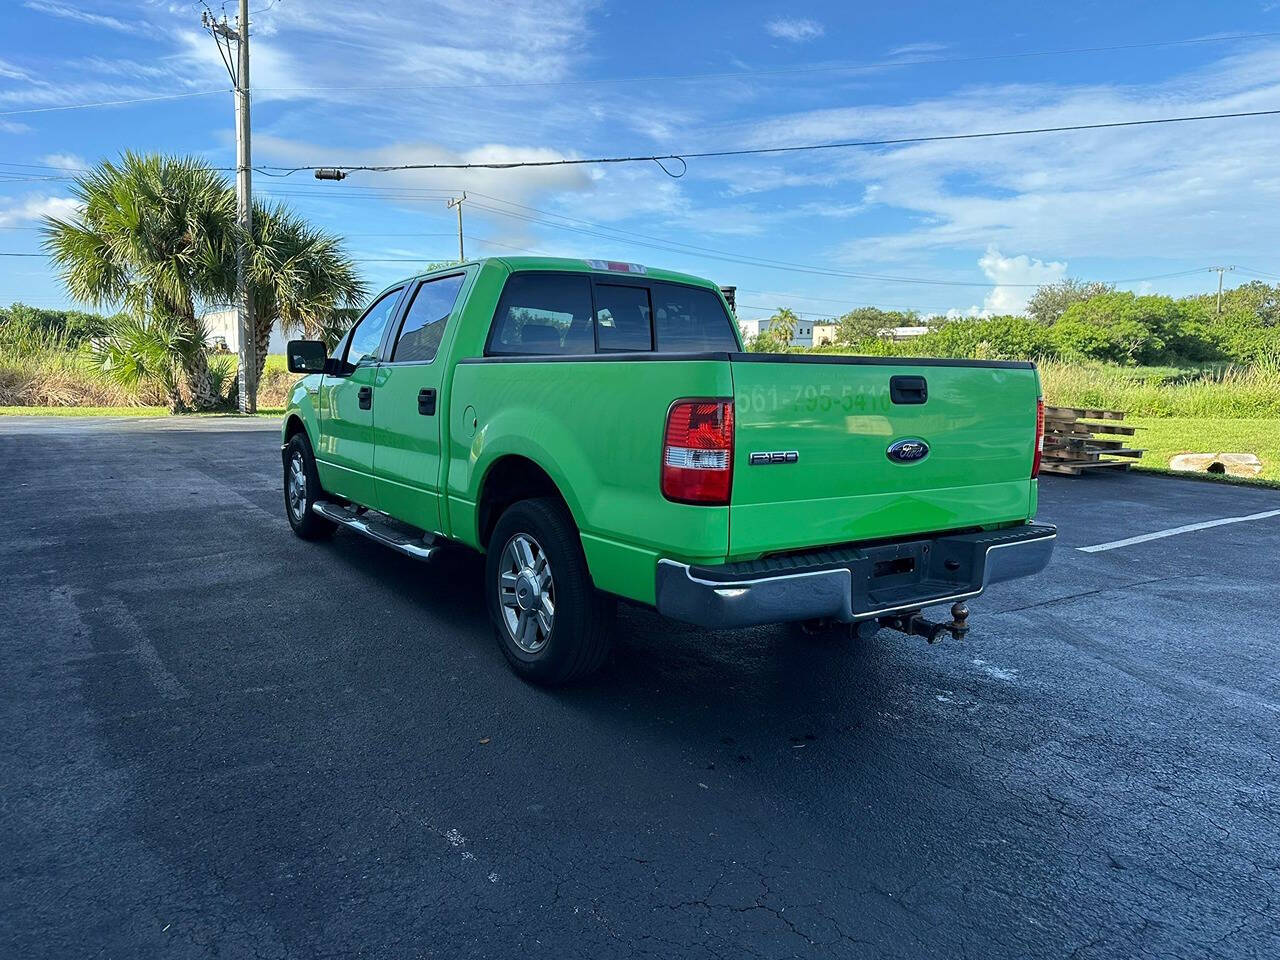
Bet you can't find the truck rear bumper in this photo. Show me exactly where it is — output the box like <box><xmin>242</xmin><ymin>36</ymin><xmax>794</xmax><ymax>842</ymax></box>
<box><xmin>654</xmin><ymin>522</ymin><xmax>1056</xmax><ymax>630</ymax></box>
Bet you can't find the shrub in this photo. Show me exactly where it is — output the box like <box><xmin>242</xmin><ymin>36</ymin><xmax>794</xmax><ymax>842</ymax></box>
<box><xmin>0</xmin><ymin>338</ymin><xmax>145</xmax><ymax>406</ymax></box>
<box><xmin>1025</xmin><ymin>278</ymin><xmax>1116</xmax><ymax>325</ymax></box>
<box><xmin>831</xmin><ymin>307</ymin><xmax>915</xmax><ymax>346</ymax></box>
<box><xmin>1052</xmin><ymin>293</ymin><xmax>1181</xmax><ymax>363</ymax></box>
<box><xmin>0</xmin><ymin>302</ymin><xmax>114</xmax><ymax>351</ymax></box>
<box><xmin>1209</xmin><ymin>323</ymin><xmax>1280</xmax><ymax>364</ymax></box>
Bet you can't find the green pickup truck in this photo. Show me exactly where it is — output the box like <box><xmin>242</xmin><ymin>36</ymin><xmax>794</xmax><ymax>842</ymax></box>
<box><xmin>282</xmin><ymin>256</ymin><xmax>1055</xmax><ymax>683</ymax></box>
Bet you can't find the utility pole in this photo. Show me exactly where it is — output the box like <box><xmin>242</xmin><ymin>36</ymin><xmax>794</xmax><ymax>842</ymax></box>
<box><xmin>447</xmin><ymin>193</ymin><xmax>467</xmax><ymax>262</ymax></box>
<box><xmin>203</xmin><ymin>1</ymin><xmax>256</xmax><ymax>413</ymax></box>
<box><xmin>1209</xmin><ymin>265</ymin><xmax>1236</xmax><ymax>315</ymax></box>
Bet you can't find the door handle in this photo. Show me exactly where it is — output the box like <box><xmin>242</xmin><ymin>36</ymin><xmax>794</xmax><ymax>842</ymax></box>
<box><xmin>889</xmin><ymin>375</ymin><xmax>927</xmax><ymax>405</ymax></box>
<box><xmin>358</xmin><ymin>386</ymin><xmax>372</xmax><ymax>410</ymax></box>
<box><xmin>418</xmin><ymin>388</ymin><xmax>437</xmax><ymax>416</ymax></box>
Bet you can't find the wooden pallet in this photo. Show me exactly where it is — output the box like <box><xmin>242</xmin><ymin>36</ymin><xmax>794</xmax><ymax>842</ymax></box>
<box><xmin>1039</xmin><ymin>458</ymin><xmax>1132</xmax><ymax>476</ymax></box>
<box><xmin>1041</xmin><ymin>405</ymin><xmax>1144</xmax><ymax>476</ymax></box>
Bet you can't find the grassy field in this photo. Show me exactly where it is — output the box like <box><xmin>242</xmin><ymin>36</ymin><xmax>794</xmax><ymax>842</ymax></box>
<box><xmin>0</xmin><ymin>342</ymin><xmax>298</xmax><ymax>410</ymax></box>
<box><xmin>1038</xmin><ymin>360</ymin><xmax>1280</xmax><ymax>418</ymax></box>
<box><xmin>1127</xmin><ymin>417</ymin><xmax>1280</xmax><ymax>485</ymax></box>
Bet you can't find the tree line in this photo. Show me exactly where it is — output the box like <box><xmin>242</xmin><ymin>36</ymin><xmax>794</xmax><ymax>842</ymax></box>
<box><xmin>748</xmin><ymin>278</ymin><xmax>1280</xmax><ymax>366</ymax></box>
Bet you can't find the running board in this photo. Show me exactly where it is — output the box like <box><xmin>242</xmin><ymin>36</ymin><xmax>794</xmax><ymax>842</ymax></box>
<box><xmin>312</xmin><ymin>501</ymin><xmax>437</xmax><ymax>560</ymax></box>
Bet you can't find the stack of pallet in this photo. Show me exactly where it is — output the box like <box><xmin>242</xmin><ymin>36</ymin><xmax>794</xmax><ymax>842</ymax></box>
<box><xmin>1040</xmin><ymin>406</ymin><xmax>1144</xmax><ymax>476</ymax></box>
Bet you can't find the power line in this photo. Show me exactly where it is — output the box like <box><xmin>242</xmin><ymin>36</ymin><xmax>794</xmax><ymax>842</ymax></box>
<box><xmin>251</xmin><ymin>31</ymin><xmax>1280</xmax><ymax>94</ymax></box>
<box><xmin>456</xmin><ymin>193</ymin><xmax>1218</xmax><ymax>288</ymax></box>
<box><xmin>256</xmin><ymin>184</ymin><xmax>1227</xmax><ymax>290</ymax></box>
<box><xmin>0</xmin><ymin>172</ymin><xmax>1236</xmax><ymax>292</ymax></box>
<box><xmin>274</xmin><ymin>108</ymin><xmax>1280</xmax><ymax>178</ymax></box>
<box><xmin>738</xmin><ymin>304</ymin><xmax>837</xmax><ymax>318</ymax></box>
<box><xmin>454</xmin><ymin>197</ymin><xmax>1216</xmax><ymax>289</ymax></box>
<box><xmin>1236</xmin><ymin>265</ymin><xmax>1280</xmax><ymax>281</ymax></box>
<box><xmin>0</xmin><ymin>90</ymin><xmax>224</xmax><ymax>117</ymax></box>
<box><xmin>20</xmin><ymin>106</ymin><xmax>1280</xmax><ymax>186</ymax></box>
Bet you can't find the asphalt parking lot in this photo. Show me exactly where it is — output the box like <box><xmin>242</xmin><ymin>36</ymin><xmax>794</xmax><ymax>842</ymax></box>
<box><xmin>2</xmin><ymin>416</ymin><xmax>1278</xmax><ymax>960</ymax></box>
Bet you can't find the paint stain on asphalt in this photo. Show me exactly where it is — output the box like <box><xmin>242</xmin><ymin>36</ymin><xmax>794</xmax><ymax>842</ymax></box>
<box><xmin>972</xmin><ymin>658</ymin><xmax>1019</xmax><ymax>682</ymax></box>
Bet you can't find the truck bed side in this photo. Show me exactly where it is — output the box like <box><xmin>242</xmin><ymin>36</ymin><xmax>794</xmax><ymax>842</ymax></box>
<box><xmin>448</xmin><ymin>355</ymin><xmax>735</xmax><ymax>604</ymax></box>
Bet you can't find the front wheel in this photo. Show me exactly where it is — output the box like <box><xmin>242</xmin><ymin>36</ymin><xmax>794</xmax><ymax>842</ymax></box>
<box><xmin>485</xmin><ymin>497</ymin><xmax>613</xmax><ymax>685</ymax></box>
<box><xmin>283</xmin><ymin>432</ymin><xmax>335</xmax><ymax>541</ymax></box>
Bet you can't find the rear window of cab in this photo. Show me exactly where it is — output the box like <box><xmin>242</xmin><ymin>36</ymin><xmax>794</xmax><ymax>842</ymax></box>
<box><xmin>486</xmin><ymin>271</ymin><xmax>739</xmax><ymax>356</ymax></box>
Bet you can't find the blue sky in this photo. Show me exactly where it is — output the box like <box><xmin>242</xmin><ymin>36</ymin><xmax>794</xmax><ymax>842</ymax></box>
<box><xmin>3</xmin><ymin>0</ymin><xmax>1280</xmax><ymax>325</ymax></box>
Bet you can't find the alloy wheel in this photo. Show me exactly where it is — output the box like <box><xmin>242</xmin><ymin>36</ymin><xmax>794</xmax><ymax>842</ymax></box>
<box><xmin>287</xmin><ymin>451</ymin><xmax>307</xmax><ymax>522</ymax></box>
<box><xmin>499</xmin><ymin>533</ymin><xmax>555</xmax><ymax>653</ymax></box>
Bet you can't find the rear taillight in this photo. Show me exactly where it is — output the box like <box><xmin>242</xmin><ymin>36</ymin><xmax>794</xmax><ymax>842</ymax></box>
<box><xmin>661</xmin><ymin>399</ymin><xmax>734</xmax><ymax>505</ymax></box>
<box><xmin>1032</xmin><ymin>397</ymin><xmax>1045</xmax><ymax>478</ymax></box>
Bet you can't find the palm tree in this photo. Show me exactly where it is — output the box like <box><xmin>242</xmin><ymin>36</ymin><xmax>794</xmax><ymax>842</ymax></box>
<box><xmin>42</xmin><ymin>152</ymin><xmax>237</xmax><ymax>411</ymax></box>
<box><xmin>748</xmin><ymin>307</ymin><xmax>799</xmax><ymax>352</ymax></box>
<box><xmin>247</xmin><ymin>201</ymin><xmax>367</xmax><ymax>390</ymax></box>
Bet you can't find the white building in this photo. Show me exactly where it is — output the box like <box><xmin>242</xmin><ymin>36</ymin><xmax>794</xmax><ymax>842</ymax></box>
<box><xmin>737</xmin><ymin>316</ymin><xmax>818</xmax><ymax>348</ymax></box>
<box><xmin>201</xmin><ymin>308</ymin><xmax>288</xmax><ymax>355</ymax></box>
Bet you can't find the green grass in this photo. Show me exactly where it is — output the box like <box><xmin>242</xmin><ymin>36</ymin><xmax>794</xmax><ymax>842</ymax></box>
<box><xmin>0</xmin><ymin>405</ymin><xmax>169</xmax><ymax>417</ymax></box>
<box><xmin>1127</xmin><ymin>417</ymin><xmax>1280</xmax><ymax>486</ymax></box>
<box><xmin>0</xmin><ymin>405</ymin><xmax>284</xmax><ymax>418</ymax></box>
<box><xmin>1039</xmin><ymin>359</ymin><xmax>1280</xmax><ymax>418</ymax></box>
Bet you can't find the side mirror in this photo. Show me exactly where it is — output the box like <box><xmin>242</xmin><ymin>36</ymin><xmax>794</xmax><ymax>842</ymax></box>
<box><xmin>286</xmin><ymin>340</ymin><xmax>327</xmax><ymax>374</ymax></box>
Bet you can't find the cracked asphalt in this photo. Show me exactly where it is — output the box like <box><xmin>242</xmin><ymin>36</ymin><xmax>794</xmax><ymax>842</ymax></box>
<box><xmin>2</xmin><ymin>415</ymin><xmax>1278</xmax><ymax>959</ymax></box>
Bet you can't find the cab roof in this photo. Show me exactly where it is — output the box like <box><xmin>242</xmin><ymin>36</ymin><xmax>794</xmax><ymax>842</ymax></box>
<box><xmin>413</xmin><ymin>256</ymin><xmax>721</xmax><ymax>291</ymax></box>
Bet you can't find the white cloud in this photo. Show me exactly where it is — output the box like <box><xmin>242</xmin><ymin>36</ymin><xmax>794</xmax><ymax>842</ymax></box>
<box><xmin>40</xmin><ymin>153</ymin><xmax>87</xmax><ymax>171</ymax></box>
<box><xmin>0</xmin><ymin>194</ymin><xmax>79</xmax><ymax>227</ymax></box>
<box><xmin>888</xmin><ymin>42</ymin><xmax>948</xmax><ymax>57</ymax></box>
<box><xmin>23</xmin><ymin>1</ymin><xmax>130</xmax><ymax>32</ymax></box>
<box><xmin>765</xmin><ymin>18</ymin><xmax>824</xmax><ymax>43</ymax></box>
<box><xmin>725</xmin><ymin>41</ymin><xmax>1280</xmax><ymax>274</ymax></box>
<box><xmin>0</xmin><ymin>58</ymin><xmax>36</xmax><ymax>82</ymax></box>
<box><xmin>978</xmin><ymin>246</ymin><xmax>1065</xmax><ymax>314</ymax></box>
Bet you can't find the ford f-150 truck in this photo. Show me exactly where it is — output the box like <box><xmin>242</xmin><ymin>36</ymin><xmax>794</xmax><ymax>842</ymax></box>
<box><xmin>282</xmin><ymin>257</ymin><xmax>1055</xmax><ymax>683</ymax></box>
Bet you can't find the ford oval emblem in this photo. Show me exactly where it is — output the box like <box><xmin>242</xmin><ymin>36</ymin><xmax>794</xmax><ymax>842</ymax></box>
<box><xmin>887</xmin><ymin>438</ymin><xmax>930</xmax><ymax>464</ymax></box>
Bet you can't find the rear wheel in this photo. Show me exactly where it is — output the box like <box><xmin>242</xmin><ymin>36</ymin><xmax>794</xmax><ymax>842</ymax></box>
<box><xmin>485</xmin><ymin>497</ymin><xmax>612</xmax><ymax>684</ymax></box>
<box><xmin>283</xmin><ymin>432</ymin><xmax>335</xmax><ymax>541</ymax></box>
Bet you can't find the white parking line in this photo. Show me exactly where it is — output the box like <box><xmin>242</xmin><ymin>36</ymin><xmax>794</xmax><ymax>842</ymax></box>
<box><xmin>1077</xmin><ymin>509</ymin><xmax>1280</xmax><ymax>553</ymax></box>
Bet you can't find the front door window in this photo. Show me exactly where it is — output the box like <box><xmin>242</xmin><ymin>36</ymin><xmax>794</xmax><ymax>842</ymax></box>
<box><xmin>344</xmin><ymin>287</ymin><xmax>402</xmax><ymax>365</ymax></box>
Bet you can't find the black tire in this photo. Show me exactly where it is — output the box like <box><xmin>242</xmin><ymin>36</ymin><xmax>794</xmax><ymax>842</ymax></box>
<box><xmin>283</xmin><ymin>432</ymin><xmax>335</xmax><ymax>541</ymax></box>
<box><xmin>485</xmin><ymin>497</ymin><xmax>613</xmax><ymax>685</ymax></box>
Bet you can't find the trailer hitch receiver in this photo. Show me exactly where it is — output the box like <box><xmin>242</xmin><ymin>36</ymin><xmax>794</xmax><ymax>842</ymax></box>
<box><xmin>881</xmin><ymin>602</ymin><xmax>970</xmax><ymax>644</ymax></box>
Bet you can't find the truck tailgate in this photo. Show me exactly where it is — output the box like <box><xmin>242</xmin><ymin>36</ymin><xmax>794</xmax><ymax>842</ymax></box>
<box><xmin>729</xmin><ymin>355</ymin><xmax>1040</xmax><ymax>558</ymax></box>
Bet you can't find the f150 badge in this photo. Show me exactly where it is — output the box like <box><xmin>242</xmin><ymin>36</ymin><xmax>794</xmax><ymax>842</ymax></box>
<box><xmin>749</xmin><ymin>450</ymin><xmax>799</xmax><ymax>466</ymax></box>
<box><xmin>886</xmin><ymin>438</ymin><xmax>930</xmax><ymax>463</ymax></box>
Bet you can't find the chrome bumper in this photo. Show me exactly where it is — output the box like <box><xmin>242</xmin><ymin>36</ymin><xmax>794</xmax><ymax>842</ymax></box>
<box><xmin>654</xmin><ymin>523</ymin><xmax>1057</xmax><ymax>630</ymax></box>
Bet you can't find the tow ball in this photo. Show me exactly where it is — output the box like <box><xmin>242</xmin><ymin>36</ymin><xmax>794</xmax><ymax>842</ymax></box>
<box><xmin>880</xmin><ymin>602</ymin><xmax>970</xmax><ymax>644</ymax></box>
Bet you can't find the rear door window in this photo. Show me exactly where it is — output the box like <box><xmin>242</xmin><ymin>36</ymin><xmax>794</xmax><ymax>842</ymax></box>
<box><xmin>653</xmin><ymin>283</ymin><xmax>739</xmax><ymax>352</ymax></box>
<box><xmin>595</xmin><ymin>283</ymin><xmax>653</xmax><ymax>352</ymax></box>
<box><xmin>391</xmin><ymin>273</ymin><xmax>465</xmax><ymax>363</ymax></box>
<box><xmin>487</xmin><ymin>273</ymin><xmax>594</xmax><ymax>355</ymax></box>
